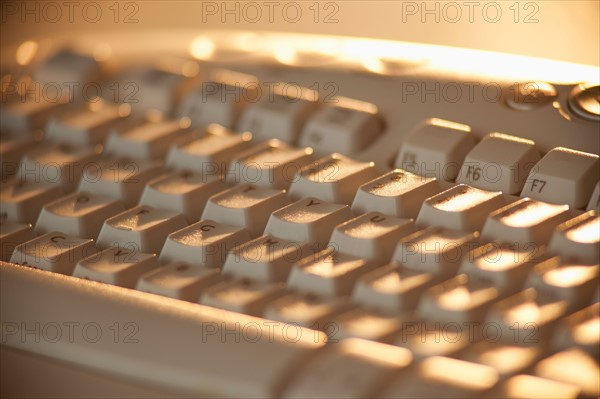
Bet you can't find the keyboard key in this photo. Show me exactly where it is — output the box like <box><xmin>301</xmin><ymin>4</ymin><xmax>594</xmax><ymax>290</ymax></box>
<box><xmin>351</xmin><ymin>169</ymin><xmax>441</xmax><ymax>218</ymax></box>
<box><xmin>139</xmin><ymin>170</ymin><xmax>226</xmax><ymax>223</ymax></box>
<box><xmin>330</xmin><ymin>308</ymin><xmax>404</xmax><ymax>343</ymax></box>
<box><xmin>416</xmin><ymin>184</ymin><xmax>505</xmax><ymax>231</ymax></box>
<box><xmin>457</xmin><ymin>133</ymin><xmax>541</xmax><ymax>194</ymax></box>
<box><xmin>298</xmin><ymin>98</ymin><xmax>384</xmax><ymax>155</ymax></box>
<box><xmin>329</xmin><ymin>212</ymin><xmax>416</xmax><ymax>263</ymax></box>
<box><xmin>35</xmin><ymin>191</ymin><xmax>125</xmax><ymax>239</ymax></box>
<box><xmin>490</xmin><ymin>374</ymin><xmax>580</xmax><ymax>399</ymax></box>
<box><xmin>105</xmin><ymin>119</ymin><xmax>191</xmax><ymax>161</ymax></box>
<box><xmin>525</xmin><ymin>257</ymin><xmax>598</xmax><ymax>312</ymax></box>
<box><xmin>97</xmin><ymin>205</ymin><xmax>187</xmax><ymax>254</ymax></box>
<box><xmin>117</xmin><ymin>64</ymin><xmax>197</xmax><ymax>115</ymax></box>
<box><xmin>45</xmin><ymin>102</ymin><xmax>133</xmax><ymax>147</ymax></box>
<box><xmin>0</xmin><ymin>179</ymin><xmax>63</xmax><ymax>224</ymax></box>
<box><xmin>18</xmin><ymin>143</ymin><xmax>99</xmax><ymax>192</ymax></box>
<box><xmin>417</xmin><ymin>274</ymin><xmax>500</xmax><ymax>325</ymax></box>
<box><xmin>136</xmin><ymin>262</ymin><xmax>221</xmax><ymax>302</ymax></box>
<box><xmin>263</xmin><ymin>292</ymin><xmax>349</xmax><ymax>330</ymax></box>
<box><xmin>394</xmin><ymin>321</ymin><xmax>471</xmax><ymax>360</ymax></box>
<box><xmin>287</xmin><ymin>249</ymin><xmax>379</xmax><ymax>297</ymax></box>
<box><xmin>281</xmin><ymin>338</ymin><xmax>412</xmax><ymax>399</ymax></box>
<box><xmin>0</xmin><ymin>130</ymin><xmax>40</xmax><ymax>181</ymax></box>
<box><xmin>200</xmin><ymin>278</ymin><xmax>286</xmax><ymax>316</ymax></box>
<box><xmin>202</xmin><ymin>184</ymin><xmax>290</xmax><ymax>238</ymax></box>
<box><xmin>392</xmin><ymin>226</ymin><xmax>479</xmax><ymax>279</ymax></box>
<box><xmin>34</xmin><ymin>49</ymin><xmax>101</xmax><ymax>88</ymax></box>
<box><xmin>548</xmin><ymin>211</ymin><xmax>599</xmax><ymax>263</ymax></box>
<box><xmin>159</xmin><ymin>220</ymin><xmax>250</xmax><ymax>268</ymax></box>
<box><xmin>237</xmin><ymin>84</ymin><xmax>318</xmax><ymax>143</ymax></box>
<box><xmin>226</xmin><ymin>139</ymin><xmax>314</xmax><ymax>189</ymax></box>
<box><xmin>0</xmin><ymin>220</ymin><xmax>34</xmax><ymax>262</ymax></box>
<box><xmin>394</xmin><ymin>118</ymin><xmax>476</xmax><ymax>181</ymax></box>
<box><xmin>481</xmin><ymin>198</ymin><xmax>571</xmax><ymax>246</ymax></box>
<box><xmin>78</xmin><ymin>157</ymin><xmax>163</xmax><ymax>208</ymax></box>
<box><xmin>379</xmin><ymin>356</ymin><xmax>499</xmax><ymax>398</ymax></box>
<box><xmin>534</xmin><ymin>349</ymin><xmax>599</xmax><ymax>398</ymax></box>
<box><xmin>10</xmin><ymin>231</ymin><xmax>97</xmax><ymax>274</ymax></box>
<box><xmin>352</xmin><ymin>264</ymin><xmax>436</xmax><ymax>314</ymax></box>
<box><xmin>521</xmin><ymin>147</ymin><xmax>599</xmax><ymax>208</ymax></box>
<box><xmin>586</xmin><ymin>180</ymin><xmax>599</xmax><ymax>211</ymax></box>
<box><xmin>265</xmin><ymin>197</ymin><xmax>353</xmax><ymax>249</ymax></box>
<box><xmin>165</xmin><ymin>124</ymin><xmax>252</xmax><ymax>175</ymax></box>
<box><xmin>552</xmin><ymin>303</ymin><xmax>599</xmax><ymax>357</ymax></box>
<box><xmin>177</xmin><ymin>69</ymin><xmax>257</xmax><ymax>129</ymax></box>
<box><xmin>288</xmin><ymin>154</ymin><xmax>378</xmax><ymax>204</ymax></box>
<box><xmin>458</xmin><ymin>242</ymin><xmax>542</xmax><ymax>297</ymax></box>
<box><xmin>458</xmin><ymin>341</ymin><xmax>543</xmax><ymax>378</ymax></box>
<box><xmin>0</xmin><ymin>95</ymin><xmax>70</xmax><ymax>133</ymax></box>
<box><xmin>222</xmin><ymin>235</ymin><xmax>308</xmax><ymax>282</ymax></box>
<box><xmin>73</xmin><ymin>247</ymin><xmax>159</xmax><ymax>288</ymax></box>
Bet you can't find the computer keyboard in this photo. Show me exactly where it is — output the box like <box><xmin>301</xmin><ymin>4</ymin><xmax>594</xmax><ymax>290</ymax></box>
<box><xmin>1</xmin><ymin>30</ymin><xmax>599</xmax><ymax>398</ymax></box>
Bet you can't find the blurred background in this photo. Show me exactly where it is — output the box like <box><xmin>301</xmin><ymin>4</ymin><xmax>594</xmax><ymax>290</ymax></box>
<box><xmin>1</xmin><ymin>0</ymin><xmax>598</xmax><ymax>66</ymax></box>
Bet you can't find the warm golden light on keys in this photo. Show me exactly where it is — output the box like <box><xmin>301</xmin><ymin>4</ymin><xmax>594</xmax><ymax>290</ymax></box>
<box><xmin>549</xmin><ymin>211</ymin><xmax>600</xmax><ymax>263</ymax></box>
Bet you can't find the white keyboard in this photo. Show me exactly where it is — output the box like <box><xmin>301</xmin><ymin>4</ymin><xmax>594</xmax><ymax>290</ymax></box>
<box><xmin>1</xmin><ymin>30</ymin><xmax>599</xmax><ymax>398</ymax></box>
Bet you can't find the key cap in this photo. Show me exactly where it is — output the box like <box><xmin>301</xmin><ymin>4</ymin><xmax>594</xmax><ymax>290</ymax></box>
<box><xmin>525</xmin><ymin>257</ymin><xmax>598</xmax><ymax>312</ymax></box>
<box><xmin>226</xmin><ymin>139</ymin><xmax>314</xmax><ymax>189</ymax></box>
<box><xmin>534</xmin><ymin>349</ymin><xmax>599</xmax><ymax>398</ymax></box>
<box><xmin>352</xmin><ymin>264</ymin><xmax>436</xmax><ymax>314</ymax></box>
<box><xmin>97</xmin><ymin>205</ymin><xmax>187</xmax><ymax>254</ymax></box>
<box><xmin>379</xmin><ymin>356</ymin><xmax>499</xmax><ymax>398</ymax></box>
<box><xmin>587</xmin><ymin>180</ymin><xmax>599</xmax><ymax>211</ymax></box>
<box><xmin>552</xmin><ymin>303</ymin><xmax>599</xmax><ymax>357</ymax></box>
<box><xmin>159</xmin><ymin>220</ymin><xmax>251</xmax><ymax>268</ymax></box>
<box><xmin>490</xmin><ymin>374</ymin><xmax>580</xmax><ymax>399</ymax></box>
<box><xmin>105</xmin><ymin>118</ymin><xmax>191</xmax><ymax>161</ymax></box>
<box><xmin>289</xmin><ymin>154</ymin><xmax>378</xmax><ymax>204</ymax></box>
<box><xmin>486</xmin><ymin>288</ymin><xmax>568</xmax><ymax>345</ymax></box>
<box><xmin>548</xmin><ymin>211</ymin><xmax>599</xmax><ymax>263</ymax></box>
<box><xmin>45</xmin><ymin>101</ymin><xmax>133</xmax><ymax>147</ymax></box>
<box><xmin>222</xmin><ymin>235</ymin><xmax>308</xmax><ymax>282</ymax></box>
<box><xmin>457</xmin><ymin>133</ymin><xmax>541</xmax><ymax>194</ymax></box>
<box><xmin>281</xmin><ymin>338</ymin><xmax>413</xmax><ymax>399</ymax></box>
<box><xmin>9</xmin><ymin>231</ymin><xmax>97</xmax><ymax>275</ymax></box>
<box><xmin>0</xmin><ymin>220</ymin><xmax>34</xmax><ymax>262</ymax></box>
<box><xmin>418</xmin><ymin>274</ymin><xmax>500</xmax><ymax>325</ymax></box>
<box><xmin>202</xmin><ymin>184</ymin><xmax>290</xmax><ymax>238</ymax></box>
<box><xmin>18</xmin><ymin>143</ymin><xmax>99</xmax><ymax>192</ymax></box>
<box><xmin>329</xmin><ymin>212</ymin><xmax>416</xmax><ymax>264</ymax></box>
<box><xmin>298</xmin><ymin>98</ymin><xmax>384</xmax><ymax>155</ymax></box>
<box><xmin>458</xmin><ymin>341</ymin><xmax>543</xmax><ymax>378</ymax></box>
<box><xmin>394</xmin><ymin>118</ymin><xmax>476</xmax><ymax>181</ymax></box>
<box><xmin>35</xmin><ymin>191</ymin><xmax>125</xmax><ymax>239</ymax></box>
<box><xmin>0</xmin><ymin>130</ymin><xmax>40</xmax><ymax>181</ymax></box>
<box><xmin>265</xmin><ymin>197</ymin><xmax>353</xmax><ymax>249</ymax></box>
<box><xmin>0</xmin><ymin>179</ymin><xmax>63</xmax><ymax>224</ymax></box>
<box><xmin>177</xmin><ymin>69</ymin><xmax>257</xmax><ymax>129</ymax></box>
<box><xmin>78</xmin><ymin>157</ymin><xmax>163</xmax><ymax>208</ymax></box>
<box><xmin>416</xmin><ymin>184</ymin><xmax>506</xmax><ymax>231</ymax></box>
<box><xmin>0</xmin><ymin>95</ymin><xmax>70</xmax><ymax>133</ymax></box>
<box><xmin>237</xmin><ymin>83</ymin><xmax>318</xmax><ymax>143</ymax></box>
<box><xmin>351</xmin><ymin>169</ymin><xmax>442</xmax><ymax>218</ymax></box>
<box><xmin>136</xmin><ymin>262</ymin><xmax>221</xmax><ymax>302</ymax></box>
<box><xmin>287</xmin><ymin>249</ymin><xmax>379</xmax><ymax>297</ymax></box>
<box><xmin>139</xmin><ymin>170</ymin><xmax>226</xmax><ymax>223</ymax></box>
<box><xmin>34</xmin><ymin>49</ymin><xmax>101</xmax><ymax>88</ymax></box>
<box><xmin>117</xmin><ymin>64</ymin><xmax>197</xmax><ymax>115</ymax></box>
<box><xmin>394</xmin><ymin>321</ymin><xmax>472</xmax><ymax>360</ymax></box>
<box><xmin>200</xmin><ymin>278</ymin><xmax>286</xmax><ymax>316</ymax></box>
<box><xmin>263</xmin><ymin>292</ymin><xmax>349</xmax><ymax>330</ymax></box>
<box><xmin>521</xmin><ymin>147</ymin><xmax>599</xmax><ymax>208</ymax></box>
<box><xmin>165</xmin><ymin>124</ymin><xmax>252</xmax><ymax>175</ymax></box>
<box><xmin>329</xmin><ymin>308</ymin><xmax>404</xmax><ymax>343</ymax></box>
<box><xmin>73</xmin><ymin>246</ymin><xmax>159</xmax><ymax>288</ymax></box>
<box><xmin>392</xmin><ymin>226</ymin><xmax>479</xmax><ymax>279</ymax></box>
<box><xmin>458</xmin><ymin>242</ymin><xmax>542</xmax><ymax>297</ymax></box>
<box><xmin>481</xmin><ymin>198</ymin><xmax>571</xmax><ymax>246</ymax></box>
